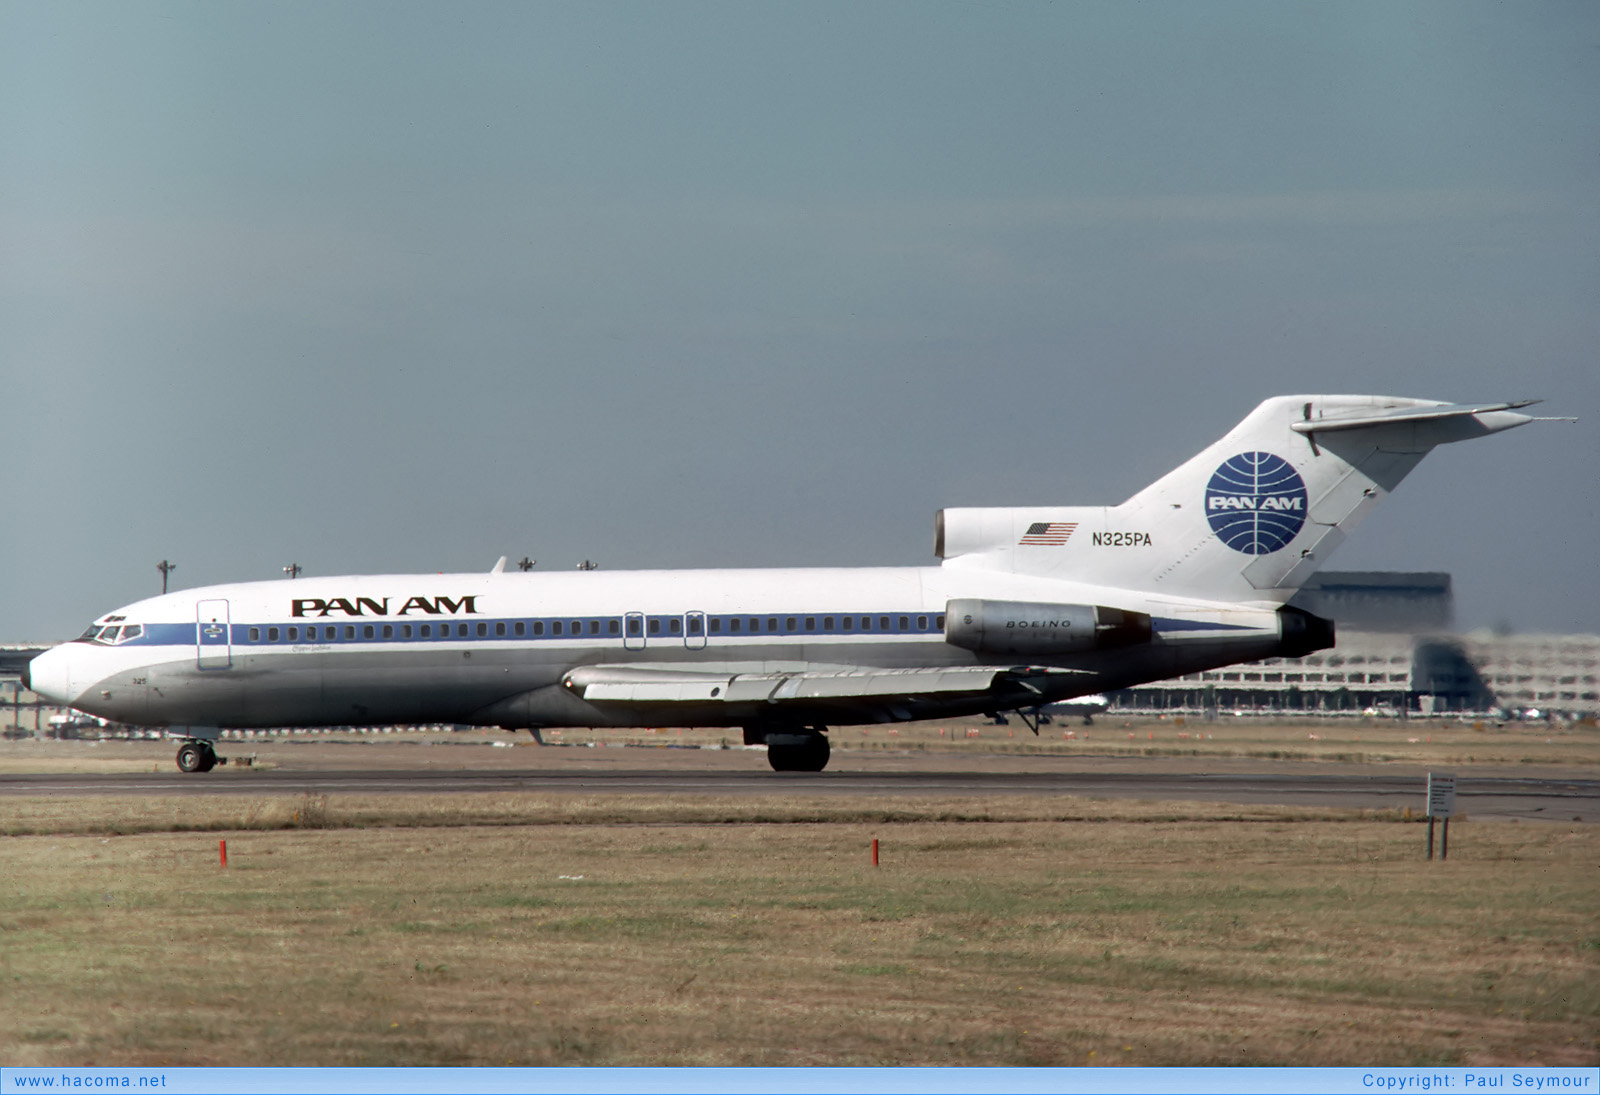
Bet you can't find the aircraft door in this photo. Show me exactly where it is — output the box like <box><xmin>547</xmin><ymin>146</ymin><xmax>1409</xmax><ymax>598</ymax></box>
<box><xmin>684</xmin><ymin>611</ymin><xmax>707</xmax><ymax>651</ymax></box>
<box><xmin>196</xmin><ymin>599</ymin><xmax>232</xmax><ymax>670</ymax></box>
<box><xmin>624</xmin><ymin>612</ymin><xmax>646</xmax><ymax>651</ymax></box>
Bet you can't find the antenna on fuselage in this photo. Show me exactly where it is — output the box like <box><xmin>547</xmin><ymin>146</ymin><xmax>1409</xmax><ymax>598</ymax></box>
<box><xmin>491</xmin><ymin>556</ymin><xmax>507</xmax><ymax>574</ymax></box>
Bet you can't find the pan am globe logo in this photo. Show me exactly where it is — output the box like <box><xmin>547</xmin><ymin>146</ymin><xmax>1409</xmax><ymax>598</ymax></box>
<box><xmin>1205</xmin><ymin>452</ymin><xmax>1308</xmax><ymax>554</ymax></box>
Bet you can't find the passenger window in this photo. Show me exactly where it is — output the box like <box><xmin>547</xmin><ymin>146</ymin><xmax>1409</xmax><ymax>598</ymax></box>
<box><xmin>515</xmin><ymin>621</ymin><xmax>525</xmax><ymax>636</ymax></box>
<box><xmin>268</xmin><ymin>627</ymin><xmax>279</xmax><ymax>642</ymax></box>
<box><xmin>533</xmin><ymin>621</ymin><xmax>544</xmax><ymax>636</ymax></box>
<box><xmin>477</xmin><ymin>622</ymin><xmax>488</xmax><ymax>637</ymax></box>
<box><xmin>768</xmin><ymin>618</ymin><xmax>778</xmax><ymax>632</ymax></box>
<box><xmin>249</xmin><ymin>628</ymin><xmax>260</xmax><ymax>642</ymax></box>
<box><xmin>935</xmin><ymin>615</ymin><xmax>945</xmax><ymax>629</ymax></box>
<box><xmin>363</xmin><ymin>625</ymin><xmax>374</xmax><ymax>639</ymax></box>
<box><xmin>688</xmin><ymin>616</ymin><xmax>702</xmax><ymax>635</ymax></box>
<box><xmin>627</xmin><ymin>617</ymin><xmax>641</xmax><ymax>636</ymax></box>
<box><xmin>589</xmin><ymin>620</ymin><xmax>600</xmax><ymax>635</ymax></box>
<box><xmin>710</xmin><ymin>618</ymin><xmax>721</xmax><ymax>633</ymax></box>
<box><xmin>805</xmin><ymin>617</ymin><xmax>816</xmax><ymax>632</ymax></box>
<box><xmin>786</xmin><ymin>617</ymin><xmax>796</xmax><ymax>631</ymax></box>
<box><xmin>382</xmin><ymin>624</ymin><xmax>394</xmax><ymax>639</ymax></box>
<box><xmin>841</xmin><ymin>617</ymin><xmax>852</xmax><ymax>631</ymax></box>
<box><xmin>861</xmin><ymin>617</ymin><xmax>871</xmax><ymax>631</ymax></box>
<box><xmin>823</xmin><ymin>616</ymin><xmax>833</xmax><ymax>631</ymax></box>
<box><xmin>729</xmin><ymin>618</ymin><xmax>741</xmax><ymax>633</ymax></box>
<box><xmin>458</xmin><ymin>623</ymin><xmax>469</xmax><ymax>637</ymax></box>
<box><xmin>649</xmin><ymin>619</ymin><xmax>660</xmax><ymax>635</ymax></box>
<box><xmin>917</xmin><ymin>616</ymin><xmax>928</xmax><ymax>630</ymax></box>
<box><xmin>494</xmin><ymin>622</ymin><xmax>504</xmax><ymax>637</ymax></box>
<box><xmin>287</xmin><ymin>626</ymin><xmax>298</xmax><ymax>641</ymax></box>
<box><xmin>669</xmin><ymin>618</ymin><xmax>682</xmax><ymax>634</ymax></box>
<box><xmin>554</xmin><ymin>620</ymin><xmax>564</xmax><ymax>636</ymax></box>
<box><xmin>345</xmin><ymin>625</ymin><xmax>357</xmax><ymax>640</ymax></box>
<box><xmin>401</xmin><ymin>624</ymin><xmax>411</xmax><ymax>639</ymax></box>
<box><xmin>420</xmin><ymin>624</ymin><xmax>432</xmax><ymax>638</ymax></box>
<box><xmin>899</xmin><ymin>617</ymin><xmax>909</xmax><ymax>630</ymax></box>
<box><xmin>608</xmin><ymin>619</ymin><xmax>620</xmax><ymax>635</ymax></box>
<box><xmin>570</xmin><ymin>620</ymin><xmax>581</xmax><ymax>635</ymax></box>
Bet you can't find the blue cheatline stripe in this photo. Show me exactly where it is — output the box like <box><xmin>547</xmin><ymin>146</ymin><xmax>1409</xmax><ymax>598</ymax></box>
<box><xmin>113</xmin><ymin>611</ymin><xmax>953</xmax><ymax>649</ymax></box>
<box><xmin>1152</xmin><ymin>617</ymin><xmax>1259</xmax><ymax>633</ymax></box>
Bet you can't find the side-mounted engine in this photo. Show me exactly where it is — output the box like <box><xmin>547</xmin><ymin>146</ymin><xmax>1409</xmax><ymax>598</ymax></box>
<box><xmin>945</xmin><ymin>598</ymin><xmax>1152</xmax><ymax>656</ymax></box>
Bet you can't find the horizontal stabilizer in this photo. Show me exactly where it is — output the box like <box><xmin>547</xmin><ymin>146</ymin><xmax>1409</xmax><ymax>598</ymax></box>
<box><xmin>1291</xmin><ymin>400</ymin><xmax>1540</xmax><ymax>435</ymax></box>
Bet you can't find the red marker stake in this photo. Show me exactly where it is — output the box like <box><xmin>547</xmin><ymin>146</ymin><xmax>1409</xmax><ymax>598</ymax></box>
<box><xmin>871</xmin><ymin>838</ymin><xmax>879</xmax><ymax>867</ymax></box>
<box><xmin>219</xmin><ymin>839</ymin><xmax>227</xmax><ymax>868</ymax></box>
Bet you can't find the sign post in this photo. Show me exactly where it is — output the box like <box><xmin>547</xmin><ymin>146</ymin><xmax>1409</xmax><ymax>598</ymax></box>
<box><xmin>1426</xmin><ymin>772</ymin><xmax>1456</xmax><ymax>860</ymax></box>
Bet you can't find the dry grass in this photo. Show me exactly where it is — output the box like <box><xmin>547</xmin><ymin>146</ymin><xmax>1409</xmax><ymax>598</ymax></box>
<box><xmin>1</xmin><ymin>806</ymin><xmax>1594</xmax><ymax>1067</ymax></box>
<box><xmin>0</xmin><ymin>790</ymin><xmax>1409</xmax><ymax>837</ymax></box>
<box><xmin>6</xmin><ymin>715</ymin><xmax>1596</xmax><ymax>775</ymax></box>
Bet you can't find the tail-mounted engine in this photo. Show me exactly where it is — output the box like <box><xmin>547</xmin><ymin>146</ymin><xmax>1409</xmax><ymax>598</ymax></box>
<box><xmin>945</xmin><ymin>599</ymin><xmax>1152</xmax><ymax>656</ymax></box>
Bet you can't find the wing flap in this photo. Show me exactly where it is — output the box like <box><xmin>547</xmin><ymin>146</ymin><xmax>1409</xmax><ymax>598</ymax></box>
<box><xmin>566</xmin><ymin>663</ymin><xmax>1083</xmax><ymax>706</ymax></box>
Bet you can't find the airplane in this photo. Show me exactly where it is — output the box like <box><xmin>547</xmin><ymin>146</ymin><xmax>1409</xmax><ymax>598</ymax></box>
<box><xmin>24</xmin><ymin>395</ymin><xmax>1548</xmax><ymax>773</ymax></box>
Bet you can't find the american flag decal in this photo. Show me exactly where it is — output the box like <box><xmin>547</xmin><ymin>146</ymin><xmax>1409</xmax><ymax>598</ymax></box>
<box><xmin>1019</xmin><ymin>521</ymin><xmax>1078</xmax><ymax>545</ymax></box>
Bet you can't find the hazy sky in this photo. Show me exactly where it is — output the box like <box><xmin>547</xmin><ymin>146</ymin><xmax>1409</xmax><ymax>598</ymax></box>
<box><xmin>3</xmin><ymin>1</ymin><xmax>1596</xmax><ymax>639</ymax></box>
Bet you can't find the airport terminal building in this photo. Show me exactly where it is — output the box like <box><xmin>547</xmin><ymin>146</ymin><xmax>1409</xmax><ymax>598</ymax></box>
<box><xmin>1110</xmin><ymin>572</ymin><xmax>1600</xmax><ymax>719</ymax></box>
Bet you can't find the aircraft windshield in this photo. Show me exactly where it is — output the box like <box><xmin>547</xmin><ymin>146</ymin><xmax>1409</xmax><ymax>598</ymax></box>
<box><xmin>75</xmin><ymin>623</ymin><xmax>144</xmax><ymax>645</ymax></box>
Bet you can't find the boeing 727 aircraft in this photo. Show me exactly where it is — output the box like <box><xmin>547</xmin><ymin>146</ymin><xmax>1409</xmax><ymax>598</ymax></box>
<box><xmin>25</xmin><ymin>395</ymin><xmax>1545</xmax><ymax>772</ymax></box>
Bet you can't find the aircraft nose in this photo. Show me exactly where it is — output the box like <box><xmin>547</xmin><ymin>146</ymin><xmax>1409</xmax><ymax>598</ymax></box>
<box><xmin>25</xmin><ymin>646</ymin><xmax>75</xmax><ymax>706</ymax></box>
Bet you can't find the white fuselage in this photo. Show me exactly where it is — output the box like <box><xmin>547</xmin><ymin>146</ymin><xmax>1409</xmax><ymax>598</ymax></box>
<box><xmin>28</xmin><ymin>564</ymin><xmax>1285</xmax><ymax>731</ymax></box>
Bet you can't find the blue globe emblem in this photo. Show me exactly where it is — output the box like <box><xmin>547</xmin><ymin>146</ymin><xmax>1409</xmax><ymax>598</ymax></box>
<box><xmin>1204</xmin><ymin>452</ymin><xmax>1308</xmax><ymax>555</ymax></box>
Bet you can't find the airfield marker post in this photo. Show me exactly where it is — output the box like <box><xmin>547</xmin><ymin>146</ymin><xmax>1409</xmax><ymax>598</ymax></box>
<box><xmin>219</xmin><ymin>840</ymin><xmax>227</xmax><ymax>868</ymax></box>
<box><xmin>1426</xmin><ymin>772</ymin><xmax>1455</xmax><ymax>861</ymax></box>
<box><xmin>871</xmin><ymin>839</ymin><xmax>879</xmax><ymax>867</ymax></box>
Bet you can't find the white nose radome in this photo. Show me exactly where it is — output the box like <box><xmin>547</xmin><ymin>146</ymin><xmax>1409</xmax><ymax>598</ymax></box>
<box><xmin>25</xmin><ymin>645</ymin><xmax>79</xmax><ymax>707</ymax></box>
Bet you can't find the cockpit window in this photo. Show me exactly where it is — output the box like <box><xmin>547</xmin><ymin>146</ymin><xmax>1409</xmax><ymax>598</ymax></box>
<box><xmin>76</xmin><ymin>623</ymin><xmax>144</xmax><ymax>645</ymax></box>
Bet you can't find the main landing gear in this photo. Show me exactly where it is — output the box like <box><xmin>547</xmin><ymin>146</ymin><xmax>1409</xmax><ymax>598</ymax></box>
<box><xmin>175</xmin><ymin>740</ymin><xmax>219</xmax><ymax>773</ymax></box>
<box><xmin>747</xmin><ymin>725</ymin><xmax>831</xmax><ymax>772</ymax></box>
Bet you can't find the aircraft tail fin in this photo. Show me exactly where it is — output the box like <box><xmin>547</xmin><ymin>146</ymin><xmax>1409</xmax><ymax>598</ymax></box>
<box><xmin>938</xmin><ymin>396</ymin><xmax>1538</xmax><ymax>602</ymax></box>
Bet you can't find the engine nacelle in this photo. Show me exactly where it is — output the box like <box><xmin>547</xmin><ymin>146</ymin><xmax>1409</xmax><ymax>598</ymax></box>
<box><xmin>944</xmin><ymin>599</ymin><xmax>1152</xmax><ymax>656</ymax></box>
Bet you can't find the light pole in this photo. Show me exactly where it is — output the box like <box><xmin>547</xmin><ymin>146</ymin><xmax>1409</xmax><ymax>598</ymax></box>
<box><xmin>517</xmin><ymin>557</ymin><xmax>536</xmax><ymax>572</ymax></box>
<box><xmin>157</xmin><ymin>560</ymin><xmax>176</xmax><ymax>594</ymax></box>
<box><xmin>284</xmin><ymin>564</ymin><xmax>303</xmax><ymax>579</ymax></box>
<box><xmin>576</xmin><ymin>560</ymin><xmax>598</xmax><ymax>571</ymax></box>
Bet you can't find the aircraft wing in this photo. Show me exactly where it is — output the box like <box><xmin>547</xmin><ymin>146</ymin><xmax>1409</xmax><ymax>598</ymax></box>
<box><xmin>563</xmin><ymin>663</ymin><xmax>1087</xmax><ymax>706</ymax></box>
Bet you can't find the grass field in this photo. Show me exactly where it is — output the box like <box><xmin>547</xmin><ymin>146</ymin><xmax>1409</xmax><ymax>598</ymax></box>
<box><xmin>6</xmin><ymin>713</ymin><xmax>1598</xmax><ymax>776</ymax></box>
<box><xmin>1</xmin><ymin>796</ymin><xmax>1594</xmax><ymax>1067</ymax></box>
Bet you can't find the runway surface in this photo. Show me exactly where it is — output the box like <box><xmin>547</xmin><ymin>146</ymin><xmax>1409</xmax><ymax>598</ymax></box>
<box><xmin>2</xmin><ymin>765</ymin><xmax>1593</xmax><ymax>820</ymax></box>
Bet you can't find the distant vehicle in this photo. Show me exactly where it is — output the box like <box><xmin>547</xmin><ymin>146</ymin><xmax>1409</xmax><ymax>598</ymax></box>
<box><xmin>47</xmin><ymin>712</ymin><xmax>106</xmax><ymax>737</ymax></box>
<box><xmin>26</xmin><ymin>396</ymin><xmax>1544</xmax><ymax>773</ymax></box>
<box><xmin>1045</xmin><ymin>694</ymin><xmax>1110</xmax><ymax>725</ymax></box>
